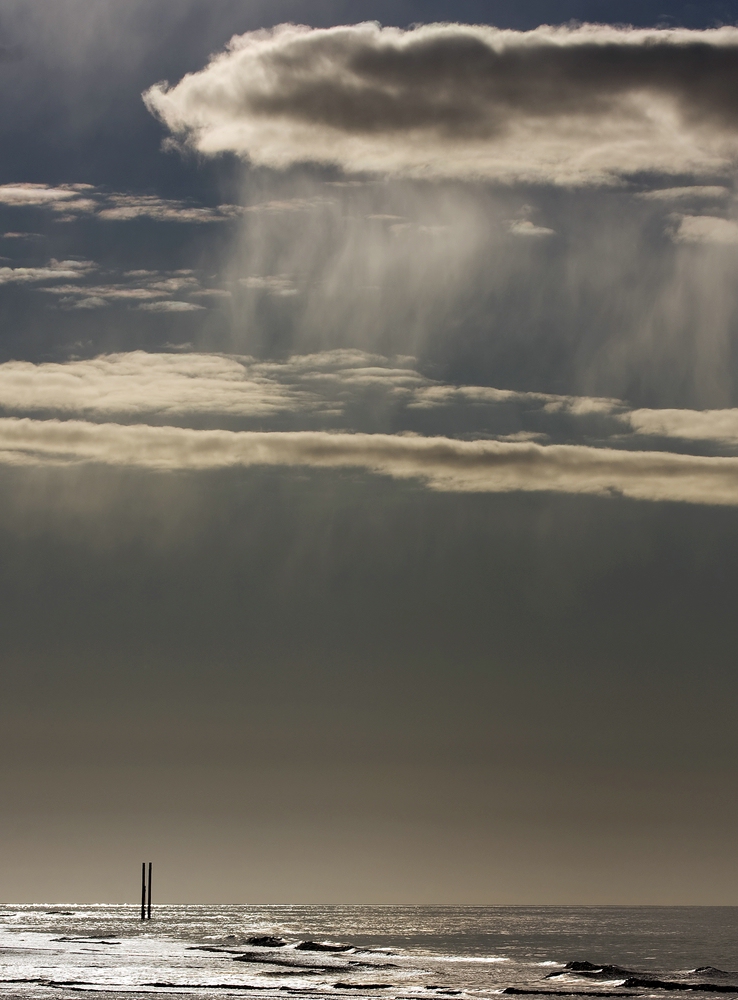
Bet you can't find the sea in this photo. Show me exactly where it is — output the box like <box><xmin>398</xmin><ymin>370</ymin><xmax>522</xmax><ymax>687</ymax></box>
<box><xmin>1</xmin><ymin>905</ymin><xmax>738</xmax><ymax>1000</ymax></box>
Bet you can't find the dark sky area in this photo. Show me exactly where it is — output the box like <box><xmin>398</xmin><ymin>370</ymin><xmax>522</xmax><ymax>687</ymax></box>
<box><xmin>1</xmin><ymin>0</ymin><xmax>738</xmax><ymax>904</ymax></box>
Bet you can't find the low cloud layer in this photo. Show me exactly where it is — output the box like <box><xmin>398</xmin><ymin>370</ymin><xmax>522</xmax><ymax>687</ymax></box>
<box><xmin>0</xmin><ymin>352</ymin><xmax>307</xmax><ymax>419</ymax></box>
<box><xmin>2</xmin><ymin>351</ymin><xmax>738</xmax><ymax>505</ymax></box>
<box><xmin>3</xmin><ymin>417</ymin><xmax>738</xmax><ymax>506</ymax></box>
<box><xmin>0</xmin><ymin>350</ymin><xmax>620</xmax><ymax>425</ymax></box>
<box><xmin>145</xmin><ymin>22</ymin><xmax>738</xmax><ymax>185</ymax></box>
<box><xmin>18</xmin><ymin>350</ymin><xmax>738</xmax><ymax>447</ymax></box>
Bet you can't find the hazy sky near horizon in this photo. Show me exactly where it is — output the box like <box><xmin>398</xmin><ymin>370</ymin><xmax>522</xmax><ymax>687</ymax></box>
<box><xmin>3</xmin><ymin>0</ymin><xmax>738</xmax><ymax>905</ymax></box>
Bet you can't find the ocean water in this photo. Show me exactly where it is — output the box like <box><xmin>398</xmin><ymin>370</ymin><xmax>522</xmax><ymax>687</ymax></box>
<box><xmin>1</xmin><ymin>905</ymin><xmax>738</xmax><ymax>999</ymax></box>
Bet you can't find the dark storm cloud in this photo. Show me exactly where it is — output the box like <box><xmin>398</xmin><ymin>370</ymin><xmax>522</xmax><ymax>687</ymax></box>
<box><xmin>3</xmin><ymin>1</ymin><xmax>738</xmax><ymax>194</ymax></box>
<box><xmin>146</xmin><ymin>23</ymin><xmax>738</xmax><ymax>183</ymax></box>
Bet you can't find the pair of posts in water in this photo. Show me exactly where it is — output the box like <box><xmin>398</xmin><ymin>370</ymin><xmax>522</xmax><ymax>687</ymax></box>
<box><xmin>141</xmin><ymin>862</ymin><xmax>152</xmax><ymax>920</ymax></box>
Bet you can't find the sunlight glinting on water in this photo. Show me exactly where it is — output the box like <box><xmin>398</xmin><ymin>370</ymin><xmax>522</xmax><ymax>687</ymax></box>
<box><xmin>2</xmin><ymin>906</ymin><xmax>738</xmax><ymax>999</ymax></box>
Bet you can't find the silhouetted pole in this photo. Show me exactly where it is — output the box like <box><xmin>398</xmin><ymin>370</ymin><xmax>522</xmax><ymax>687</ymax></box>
<box><xmin>147</xmin><ymin>862</ymin><xmax>152</xmax><ymax>919</ymax></box>
<box><xmin>141</xmin><ymin>863</ymin><xmax>146</xmax><ymax>920</ymax></box>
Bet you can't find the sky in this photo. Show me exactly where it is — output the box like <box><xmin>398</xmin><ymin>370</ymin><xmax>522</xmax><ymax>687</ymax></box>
<box><xmin>2</xmin><ymin>0</ymin><xmax>738</xmax><ymax>905</ymax></box>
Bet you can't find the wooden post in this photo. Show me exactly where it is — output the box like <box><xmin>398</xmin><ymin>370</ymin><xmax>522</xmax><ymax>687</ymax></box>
<box><xmin>141</xmin><ymin>862</ymin><xmax>146</xmax><ymax>920</ymax></box>
<box><xmin>147</xmin><ymin>862</ymin><xmax>152</xmax><ymax>919</ymax></box>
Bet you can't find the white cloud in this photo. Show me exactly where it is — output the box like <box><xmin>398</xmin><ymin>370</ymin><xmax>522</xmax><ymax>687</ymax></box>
<box><xmin>53</xmin><ymin>199</ymin><xmax>98</xmax><ymax>217</ymax></box>
<box><xmin>508</xmin><ymin>220</ymin><xmax>555</xmax><ymax>237</ymax></box>
<box><xmin>0</xmin><ymin>350</ymin><xmax>611</xmax><ymax>423</ymax></box>
<box><xmin>0</xmin><ymin>183</ymin><xmax>89</xmax><ymax>207</ymax></box>
<box><xmin>638</xmin><ymin>185</ymin><xmax>731</xmax><ymax>201</ymax></box>
<box><xmin>137</xmin><ymin>300</ymin><xmax>205</xmax><ymax>312</ymax></box>
<box><xmin>543</xmin><ymin>396</ymin><xmax>623</xmax><ymax>416</ymax></box>
<box><xmin>39</xmin><ymin>269</ymin><xmax>205</xmax><ymax>309</ymax></box>
<box><xmin>495</xmin><ymin>431</ymin><xmax>548</xmax><ymax>442</ymax></box>
<box><xmin>628</xmin><ymin>407</ymin><xmax>738</xmax><ymax>444</ymax></box>
<box><xmin>0</xmin><ymin>350</ymin><xmax>440</xmax><ymax>422</ymax></box>
<box><xmin>300</xmin><ymin>366</ymin><xmax>426</xmax><ymax>391</ymax></box>
<box><xmin>144</xmin><ymin>22</ymin><xmax>738</xmax><ymax>186</ymax></box>
<box><xmin>2</xmin><ymin>417</ymin><xmax>738</xmax><ymax>506</ymax></box>
<box><xmin>0</xmin><ymin>352</ymin><xmax>319</xmax><ymax>419</ymax></box>
<box><xmin>10</xmin><ymin>348</ymin><xmax>709</xmax><ymax>459</ymax></box>
<box><xmin>43</xmin><ymin>284</ymin><xmax>165</xmax><ymax>301</ymax></box>
<box><xmin>671</xmin><ymin>214</ymin><xmax>738</xmax><ymax>244</ymax></box>
<box><xmin>408</xmin><ymin>385</ymin><xmax>519</xmax><ymax>408</ymax></box>
<box><xmin>8</xmin><ymin>350</ymin><xmax>738</xmax><ymax>478</ymax></box>
<box><xmin>408</xmin><ymin>383</ymin><xmax>621</xmax><ymax>415</ymax></box>
<box><xmin>97</xmin><ymin>194</ymin><xmax>241</xmax><ymax>223</ymax></box>
<box><xmin>0</xmin><ymin>183</ymin><xmax>242</xmax><ymax>224</ymax></box>
<box><xmin>63</xmin><ymin>296</ymin><xmax>109</xmax><ymax>310</ymax></box>
<box><xmin>0</xmin><ymin>259</ymin><xmax>94</xmax><ymax>285</ymax></box>
<box><xmin>145</xmin><ymin>276</ymin><xmax>199</xmax><ymax>293</ymax></box>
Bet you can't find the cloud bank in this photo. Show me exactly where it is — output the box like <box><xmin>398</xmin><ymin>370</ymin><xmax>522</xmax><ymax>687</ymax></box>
<box><xmin>0</xmin><ymin>350</ymin><xmax>618</xmax><ymax>424</ymax></box>
<box><xmin>145</xmin><ymin>22</ymin><xmax>738</xmax><ymax>185</ymax></box>
<box><xmin>14</xmin><ymin>351</ymin><xmax>738</xmax><ymax>456</ymax></box>
<box><xmin>1</xmin><ymin>351</ymin><xmax>738</xmax><ymax>506</ymax></box>
<box><xmin>0</xmin><ymin>352</ymin><xmax>312</xmax><ymax>419</ymax></box>
<box><xmin>3</xmin><ymin>417</ymin><xmax>738</xmax><ymax>506</ymax></box>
